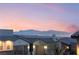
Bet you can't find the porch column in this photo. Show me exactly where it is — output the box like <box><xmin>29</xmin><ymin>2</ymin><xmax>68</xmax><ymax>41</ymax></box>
<box><xmin>27</xmin><ymin>44</ymin><xmax>30</xmax><ymax>55</ymax></box>
<box><xmin>29</xmin><ymin>43</ymin><xmax>33</xmax><ymax>55</ymax></box>
<box><xmin>44</xmin><ymin>45</ymin><xmax>48</xmax><ymax>55</ymax></box>
<box><xmin>33</xmin><ymin>44</ymin><xmax>36</xmax><ymax>55</ymax></box>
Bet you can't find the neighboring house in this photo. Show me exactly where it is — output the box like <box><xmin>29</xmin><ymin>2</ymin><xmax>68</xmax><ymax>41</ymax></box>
<box><xmin>0</xmin><ymin>29</ymin><xmax>77</xmax><ymax>55</ymax></box>
<box><xmin>71</xmin><ymin>31</ymin><xmax>79</xmax><ymax>55</ymax></box>
<box><xmin>58</xmin><ymin>37</ymin><xmax>77</xmax><ymax>55</ymax></box>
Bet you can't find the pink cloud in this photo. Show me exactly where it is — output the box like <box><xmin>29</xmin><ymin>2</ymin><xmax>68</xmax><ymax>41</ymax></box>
<box><xmin>65</xmin><ymin>25</ymin><xmax>79</xmax><ymax>32</ymax></box>
<box><xmin>0</xmin><ymin>17</ymin><xmax>68</xmax><ymax>32</ymax></box>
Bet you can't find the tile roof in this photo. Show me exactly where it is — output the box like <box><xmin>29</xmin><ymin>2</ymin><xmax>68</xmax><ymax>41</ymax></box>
<box><xmin>71</xmin><ymin>31</ymin><xmax>79</xmax><ymax>36</ymax></box>
<box><xmin>59</xmin><ymin>37</ymin><xmax>77</xmax><ymax>45</ymax></box>
<box><xmin>0</xmin><ymin>35</ymin><xmax>17</xmax><ymax>41</ymax></box>
<box><xmin>0</xmin><ymin>35</ymin><xmax>76</xmax><ymax>45</ymax></box>
<box><xmin>14</xmin><ymin>35</ymin><xmax>56</xmax><ymax>44</ymax></box>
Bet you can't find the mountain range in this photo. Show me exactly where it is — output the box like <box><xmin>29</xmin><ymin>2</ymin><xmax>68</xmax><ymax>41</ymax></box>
<box><xmin>14</xmin><ymin>29</ymin><xmax>72</xmax><ymax>37</ymax></box>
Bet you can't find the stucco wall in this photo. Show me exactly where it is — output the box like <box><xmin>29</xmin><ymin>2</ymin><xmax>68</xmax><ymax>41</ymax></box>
<box><xmin>45</xmin><ymin>42</ymin><xmax>58</xmax><ymax>55</ymax></box>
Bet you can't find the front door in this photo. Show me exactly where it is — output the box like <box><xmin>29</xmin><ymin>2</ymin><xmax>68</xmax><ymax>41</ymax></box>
<box><xmin>36</xmin><ymin>45</ymin><xmax>45</xmax><ymax>55</ymax></box>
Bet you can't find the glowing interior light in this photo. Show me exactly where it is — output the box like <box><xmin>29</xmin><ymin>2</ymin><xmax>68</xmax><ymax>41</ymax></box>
<box><xmin>33</xmin><ymin>45</ymin><xmax>35</xmax><ymax>49</ymax></box>
<box><xmin>44</xmin><ymin>45</ymin><xmax>47</xmax><ymax>49</ymax></box>
<box><xmin>0</xmin><ymin>41</ymin><xmax>3</xmax><ymax>46</ymax></box>
<box><xmin>6</xmin><ymin>40</ymin><xmax>13</xmax><ymax>50</ymax></box>
<box><xmin>77</xmin><ymin>45</ymin><xmax>79</xmax><ymax>55</ymax></box>
<box><xmin>0</xmin><ymin>41</ymin><xmax>3</xmax><ymax>51</ymax></box>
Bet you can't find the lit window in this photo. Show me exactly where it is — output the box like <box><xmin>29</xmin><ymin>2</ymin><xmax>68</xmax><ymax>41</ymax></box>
<box><xmin>0</xmin><ymin>41</ymin><xmax>3</xmax><ymax>50</ymax></box>
<box><xmin>77</xmin><ymin>45</ymin><xmax>79</xmax><ymax>55</ymax></box>
<box><xmin>7</xmin><ymin>45</ymin><xmax>10</xmax><ymax>49</ymax></box>
<box><xmin>0</xmin><ymin>46</ymin><xmax>3</xmax><ymax>50</ymax></box>
<box><xmin>6</xmin><ymin>40</ymin><xmax>13</xmax><ymax>50</ymax></box>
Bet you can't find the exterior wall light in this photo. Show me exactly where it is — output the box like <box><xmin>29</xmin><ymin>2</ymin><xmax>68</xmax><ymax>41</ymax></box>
<box><xmin>44</xmin><ymin>45</ymin><xmax>47</xmax><ymax>50</ymax></box>
<box><xmin>66</xmin><ymin>46</ymin><xmax>69</xmax><ymax>49</ymax></box>
<box><xmin>33</xmin><ymin>45</ymin><xmax>35</xmax><ymax>49</ymax></box>
<box><xmin>27</xmin><ymin>45</ymin><xmax>30</xmax><ymax>49</ymax></box>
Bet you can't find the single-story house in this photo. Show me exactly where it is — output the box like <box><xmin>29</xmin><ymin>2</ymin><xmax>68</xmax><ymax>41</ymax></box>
<box><xmin>0</xmin><ymin>29</ymin><xmax>77</xmax><ymax>55</ymax></box>
<box><xmin>71</xmin><ymin>31</ymin><xmax>79</xmax><ymax>55</ymax></box>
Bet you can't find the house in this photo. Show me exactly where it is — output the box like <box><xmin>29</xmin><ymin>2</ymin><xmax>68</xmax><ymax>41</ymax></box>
<box><xmin>0</xmin><ymin>29</ymin><xmax>77</xmax><ymax>55</ymax></box>
<box><xmin>58</xmin><ymin>37</ymin><xmax>77</xmax><ymax>55</ymax></box>
<box><xmin>71</xmin><ymin>31</ymin><xmax>79</xmax><ymax>55</ymax></box>
<box><xmin>0</xmin><ymin>29</ymin><xmax>59</xmax><ymax>55</ymax></box>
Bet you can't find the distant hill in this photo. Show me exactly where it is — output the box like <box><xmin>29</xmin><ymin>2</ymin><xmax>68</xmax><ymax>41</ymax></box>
<box><xmin>14</xmin><ymin>29</ymin><xmax>72</xmax><ymax>37</ymax></box>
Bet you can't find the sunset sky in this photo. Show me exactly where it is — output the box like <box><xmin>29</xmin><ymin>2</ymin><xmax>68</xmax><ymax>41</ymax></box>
<box><xmin>0</xmin><ymin>3</ymin><xmax>79</xmax><ymax>32</ymax></box>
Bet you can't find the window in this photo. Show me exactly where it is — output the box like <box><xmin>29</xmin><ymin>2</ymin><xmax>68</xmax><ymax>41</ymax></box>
<box><xmin>7</xmin><ymin>45</ymin><xmax>10</xmax><ymax>50</ymax></box>
<box><xmin>0</xmin><ymin>41</ymin><xmax>3</xmax><ymax>50</ymax></box>
<box><xmin>77</xmin><ymin>44</ymin><xmax>79</xmax><ymax>55</ymax></box>
<box><xmin>6</xmin><ymin>40</ymin><xmax>13</xmax><ymax>50</ymax></box>
<box><xmin>0</xmin><ymin>46</ymin><xmax>3</xmax><ymax>50</ymax></box>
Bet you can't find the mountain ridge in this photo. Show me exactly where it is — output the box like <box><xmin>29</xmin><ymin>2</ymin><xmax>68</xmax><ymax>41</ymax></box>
<box><xmin>14</xmin><ymin>29</ymin><xmax>72</xmax><ymax>37</ymax></box>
